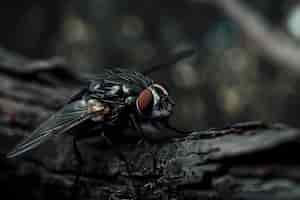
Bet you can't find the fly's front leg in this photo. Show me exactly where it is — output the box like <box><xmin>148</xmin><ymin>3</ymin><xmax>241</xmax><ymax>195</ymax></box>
<box><xmin>129</xmin><ymin>114</ymin><xmax>147</xmax><ymax>144</ymax></box>
<box><xmin>129</xmin><ymin>114</ymin><xmax>158</xmax><ymax>175</ymax></box>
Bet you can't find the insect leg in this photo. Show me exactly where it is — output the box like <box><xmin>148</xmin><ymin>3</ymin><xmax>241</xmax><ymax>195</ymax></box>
<box><xmin>129</xmin><ymin>114</ymin><xmax>146</xmax><ymax>141</ymax></box>
<box><xmin>129</xmin><ymin>114</ymin><xmax>158</xmax><ymax>175</ymax></box>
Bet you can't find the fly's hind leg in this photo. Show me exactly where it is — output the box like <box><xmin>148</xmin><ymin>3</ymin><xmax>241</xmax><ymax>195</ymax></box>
<box><xmin>129</xmin><ymin>114</ymin><xmax>147</xmax><ymax>145</ymax></box>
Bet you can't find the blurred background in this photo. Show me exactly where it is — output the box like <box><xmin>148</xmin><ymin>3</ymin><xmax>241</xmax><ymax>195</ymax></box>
<box><xmin>1</xmin><ymin>0</ymin><xmax>300</xmax><ymax>130</ymax></box>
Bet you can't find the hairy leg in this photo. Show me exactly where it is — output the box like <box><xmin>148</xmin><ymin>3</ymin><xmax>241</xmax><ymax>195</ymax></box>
<box><xmin>129</xmin><ymin>114</ymin><xmax>158</xmax><ymax>176</ymax></box>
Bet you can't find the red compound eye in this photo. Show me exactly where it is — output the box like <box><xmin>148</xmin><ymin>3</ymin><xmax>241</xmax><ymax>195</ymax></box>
<box><xmin>136</xmin><ymin>88</ymin><xmax>153</xmax><ymax>114</ymax></box>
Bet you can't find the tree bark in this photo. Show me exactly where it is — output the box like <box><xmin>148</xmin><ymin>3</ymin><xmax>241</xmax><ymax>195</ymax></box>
<box><xmin>1</xmin><ymin>48</ymin><xmax>300</xmax><ymax>200</ymax></box>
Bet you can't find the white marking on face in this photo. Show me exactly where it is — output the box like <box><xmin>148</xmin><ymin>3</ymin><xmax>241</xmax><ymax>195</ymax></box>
<box><xmin>145</xmin><ymin>83</ymin><xmax>172</xmax><ymax>118</ymax></box>
<box><xmin>148</xmin><ymin>87</ymin><xmax>159</xmax><ymax>108</ymax></box>
<box><xmin>152</xmin><ymin>84</ymin><xmax>168</xmax><ymax>96</ymax></box>
<box><xmin>148</xmin><ymin>84</ymin><xmax>169</xmax><ymax>107</ymax></box>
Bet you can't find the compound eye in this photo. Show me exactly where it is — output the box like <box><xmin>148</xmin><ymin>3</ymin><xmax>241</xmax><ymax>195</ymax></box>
<box><xmin>136</xmin><ymin>88</ymin><xmax>153</xmax><ymax>114</ymax></box>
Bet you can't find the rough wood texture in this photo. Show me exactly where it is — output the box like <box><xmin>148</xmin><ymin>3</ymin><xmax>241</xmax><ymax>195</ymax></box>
<box><xmin>1</xmin><ymin>48</ymin><xmax>300</xmax><ymax>200</ymax></box>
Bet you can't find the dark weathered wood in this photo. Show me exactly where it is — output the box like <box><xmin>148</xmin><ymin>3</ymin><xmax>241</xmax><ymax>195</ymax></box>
<box><xmin>1</xmin><ymin>47</ymin><xmax>300</xmax><ymax>200</ymax></box>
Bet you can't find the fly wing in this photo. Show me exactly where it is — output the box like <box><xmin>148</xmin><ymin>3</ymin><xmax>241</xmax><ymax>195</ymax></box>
<box><xmin>6</xmin><ymin>99</ymin><xmax>96</xmax><ymax>158</ymax></box>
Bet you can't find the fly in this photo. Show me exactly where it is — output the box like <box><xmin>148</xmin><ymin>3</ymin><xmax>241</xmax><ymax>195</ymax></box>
<box><xmin>6</xmin><ymin>49</ymin><xmax>198</xmax><ymax>198</ymax></box>
<box><xmin>6</xmin><ymin>49</ymin><xmax>197</xmax><ymax>158</ymax></box>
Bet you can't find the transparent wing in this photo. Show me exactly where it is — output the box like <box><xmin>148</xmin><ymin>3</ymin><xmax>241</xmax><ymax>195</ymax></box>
<box><xmin>7</xmin><ymin>100</ymin><xmax>94</xmax><ymax>158</ymax></box>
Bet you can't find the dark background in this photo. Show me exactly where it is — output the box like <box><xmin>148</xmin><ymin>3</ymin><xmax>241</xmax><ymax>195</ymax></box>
<box><xmin>1</xmin><ymin>0</ymin><xmax>300</xmax><ymax>131</ymax></box>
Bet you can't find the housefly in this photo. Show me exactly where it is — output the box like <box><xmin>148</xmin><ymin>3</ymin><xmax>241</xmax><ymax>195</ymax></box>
<box><xmin>7</xmin><ymin>49</ymin><xmax>195</xmax><ymax>159</ymax></box>
<box><xmin>6</xmin><ymin>49</ymin><xmax>196</xmax><ymax>198</ymax></box>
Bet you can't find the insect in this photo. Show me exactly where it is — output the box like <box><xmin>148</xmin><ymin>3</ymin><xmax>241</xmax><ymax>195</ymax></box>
<box><xmin>6</xmin><ymin>49</ymin><xmax>196</xmax><ymax>197</ymax></box>
<box><xmin>6</xmin><ymin>49</ymin><xmax>195</xmax><ymax>159</ymax></box>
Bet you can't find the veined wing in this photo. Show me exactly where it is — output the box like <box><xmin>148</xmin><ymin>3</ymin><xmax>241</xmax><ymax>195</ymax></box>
<box><xmin>6</xmin><ymin>99</ymin><xmax>99</xmax><ymax>158</ymax></box>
